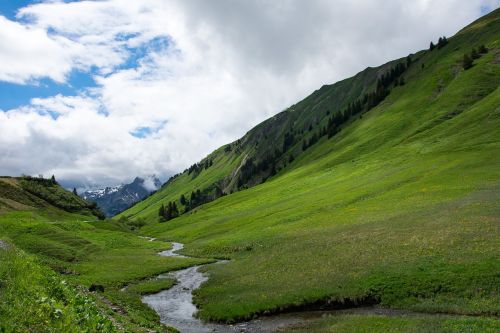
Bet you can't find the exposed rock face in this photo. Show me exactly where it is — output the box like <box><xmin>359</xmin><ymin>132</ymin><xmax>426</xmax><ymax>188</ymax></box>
<box><xmin>82</xmin><ymin>176</ymin><xmax>161</xmax><ymax>217</ymax></box>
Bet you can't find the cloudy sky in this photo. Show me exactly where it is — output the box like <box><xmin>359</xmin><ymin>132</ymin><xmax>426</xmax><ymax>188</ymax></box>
<box><xmin>0</xmin><ymin>0</ymin><xmax>498</xmax><ymax>188</ymax></box>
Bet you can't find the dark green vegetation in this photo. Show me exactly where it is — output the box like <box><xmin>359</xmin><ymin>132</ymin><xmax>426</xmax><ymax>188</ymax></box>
<box><xmin>463</xmin><ymin>44</ymin><xmax>489</xmax><ymax>69</ymax></box>
<box><xmin>119</xmin><ymin>8</ymin><xmax>499</xmax><ymax>328</ymax></box>
<box><xmin>0</xmin><ymin>177</ymin><xmax>210</xmax><ymax>332</ymax></box>
<box><xmin>159</xmin><ymin>201</ymin><xmax>180</xmax><ymax>222</ymax></box>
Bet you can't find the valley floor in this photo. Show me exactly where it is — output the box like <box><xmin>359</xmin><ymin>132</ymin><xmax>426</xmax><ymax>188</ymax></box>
<box><xmin>2</xmin><ymin>9</ymin><xmax>500</xmax><ymax>333</ymax></box>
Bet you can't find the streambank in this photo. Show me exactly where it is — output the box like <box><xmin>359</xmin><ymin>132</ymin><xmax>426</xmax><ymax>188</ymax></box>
<box><xmin>141</xmin><ymin>242</ymin><xmax>478</xmax><ymax>333</ymax></box>
<box><xmin>141</xmin><ymin>242</ymin><xmax>309</xmax><ymax>332</ymax></box>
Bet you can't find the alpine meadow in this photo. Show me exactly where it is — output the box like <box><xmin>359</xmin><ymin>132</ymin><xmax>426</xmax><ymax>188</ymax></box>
<box><xmin>1</xmin><ymin>3</ymin><xmax>499</xmax><ymax>333</ymax></box>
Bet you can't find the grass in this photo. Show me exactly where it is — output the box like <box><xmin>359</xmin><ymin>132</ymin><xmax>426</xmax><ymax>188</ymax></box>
<box><xmin>0</xmin><ymin>208</ymin><xmax>209</xmax><ymax>331</ymax></box>
<box><xmin>1</xmin><ymin>8</ymin><xmax>499</xmax><ymax>333</ymax></box>
<box><xmin>119</xmin><ymin>147</ymin><xmax>244</xmax><ymax>221</ymax></box>
<box><xmin>0</xmin><ymin>176</ymin><xmax>104</xmax><ymax>219</ymax></box>
<box><xmin>285</xmin><ymin>314</ymin><xmax>500</xmax><ymax>333</ymax></box>
<box><xmin>0</xmin><ymin>244</ymin><xmax>115</xmax><ymax>332</ymax></box>
<box><xmin>138</xmin><ymin>9</ymin><xmax>500</xmax><ymax>324</ymax></box>
<box><xmin>0</xmin><ymin>173</ymin><xmax>204</xmax><ymax>331</ymax></box>
<box><xmin>126</xmin><ymin>278</ymin><xmax>177</xmax><ymax>295</ymax></box>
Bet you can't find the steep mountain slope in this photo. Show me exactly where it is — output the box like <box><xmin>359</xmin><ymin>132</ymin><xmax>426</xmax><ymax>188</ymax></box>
<box><xmin>121</xmin><ymin>51</ymin><xmax>414</xmax><ymax>222</ymax></box>
<box><xmin>136</xmin><ymin>9</ymin><xmax>500</xmax><ymax>323</ymax></box>
<box><xmin>82</xmin><ymin>176</ymin><xmax>161</xmax><ymax>217</ymax></box>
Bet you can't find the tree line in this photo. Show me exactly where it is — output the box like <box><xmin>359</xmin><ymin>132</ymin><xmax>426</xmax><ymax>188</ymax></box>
<box><xmin>158</xmin><ymin>184</ymin><xmax>225</xmax><ymax>221</ymax></box>
<box><xmin>429</xmin><ymin>36</ymin><xmax>448</xmax><ymax>51</ymax></box>
<box><xmin>158</xmin><ymin>201</ymin><xmax>179</xmax><ymax>221</ymax></box>
<box><xmin>234</xmin><ymin>56</ymin><xmax>414</xmax><ymax>190</ymax></box>
<box><xmin>187</xmin><ymin>158</ymin><xmax>213</xmax><ymax>176</ymax></box>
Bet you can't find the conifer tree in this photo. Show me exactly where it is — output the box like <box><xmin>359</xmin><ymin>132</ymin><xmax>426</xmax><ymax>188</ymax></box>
<box><xmin>429</xmin><ymin>41</ymin><xmax>435</xmax><ymax>51</ymax></box>
<box><xmin>51</xmin><ymin>175</ymin><xmax>57</xmax><ymax>185</ymax></box>
<box><xmin>172</xmin><ymin>202</ymin><xmax>179</xmax><ymax>218</ymax></box>
<box><xmin>478</xmin><ymin>44</ymin><xmax>488</xmax><ymax>54</ymax></box>
<box><xmin>270</xmin><ymin>164</ymin><xmax>277</xmax><ymax>177</ymax></box>
<box><xmin>470</xmin><ymin>48</ymin><xmax>479</xmax><ymax>59</ymax></box>
<box><xmin>166</xmin><ymin>202</ymin><xmax>173</xmax><ymax>220</ymax></box>
<box><xmin>72</xmin><ymin>188</ymin><xmax>78</xmax><ymax>196</ymax></box>
<box><xmin>462</xmin><ymin>53</ymin><xmax>473</xmax><ymax>70</ymax></box>
<box><xmin>180</xmin><ymin>194</ymin><xmax>186</xmax><ymax>205</ymax></box>
<box><xmin>159</xmin><ymin>204</ymin><xmax>165</xmax><ymax>218</ymax></box>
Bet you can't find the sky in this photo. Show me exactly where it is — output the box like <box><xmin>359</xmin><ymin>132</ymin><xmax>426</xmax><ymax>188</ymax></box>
<box><xmin>0</xmin><ymin>0</ymin><xmax>498</xmax><ymax>189</ymax></box>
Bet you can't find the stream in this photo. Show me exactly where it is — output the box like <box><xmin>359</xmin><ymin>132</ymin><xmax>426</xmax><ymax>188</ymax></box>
<box><xmin>141</xmin><ymin>242</ymin><xmax>313</xmax><ymax>332</ymax></box>
<box><xmin>141</xmin><ymin>242</ymin><xmax>454</xmax><ymax>333</ymax></box>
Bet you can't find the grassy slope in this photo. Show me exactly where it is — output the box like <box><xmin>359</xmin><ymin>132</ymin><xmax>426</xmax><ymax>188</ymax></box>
<box><xmin>285</xmin><ymin>314</ymin><xmax>499</xmax><ymax>333</ymax></box>
<box><xmin>140</xmin><ymin>9</ymin><xmax>500</xmax><ymax>324</ymax></box>
<box><xmin>119</xmin><ymin>146</ymin><xmax>243</xmax><ymax>221</ymax></box>
<box><xmin>0</xmin><ymin>178</ymin><xmax>209</xmax><ymax>332</ymax></box>
<box><xmin>0</xmin><ymin>176</ymin><xmax>104</xmax><ymax>219</ymax></box>
<box><xmin>0</xmin><ymin>245</ymin><xmax>115</xmax><ymax>332</ymax></box>
<box><xmin>119</xmin><ymin>44</ymin><xmax>404</xmax><ymax>223</ymax></box>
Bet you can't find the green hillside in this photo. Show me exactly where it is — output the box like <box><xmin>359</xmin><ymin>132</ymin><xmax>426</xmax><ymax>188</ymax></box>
<box><xmin>0</xmin><ymin>176</ymin><xmax>105</xmax><ymax>219</ymax></box>
<box><xmin>1</xmin><ymin>8</ymin><xmax>499</xmax><ymax>333</ymax></box>
<box><xmin>120</xmin><ymin>49</ymin><xmax>412</xmax><ymax>222</ymax></box>
<box><xmin>133</xmin><ymin>8</ymin><xmax>500</xmax><ymax>328</ymax></box>
<box><xmin>0</xmin><ymin>177</ymin><xmax>207</xmax><ymax>332</ymax></box>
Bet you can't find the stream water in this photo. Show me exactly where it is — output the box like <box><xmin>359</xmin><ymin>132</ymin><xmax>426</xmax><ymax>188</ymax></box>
<box><xmin>141</xmin><ymin>242</ymin><xmax>446</xmax><ymax>333</ymax></box>
<box><xmin>141</xmin><ymin>242</ymin><xmax>312</xmax><ymax>332</ymax></box>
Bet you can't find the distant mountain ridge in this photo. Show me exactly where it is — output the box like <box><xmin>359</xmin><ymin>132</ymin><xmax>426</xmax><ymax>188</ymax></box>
<box><xmin>82</xmin><ymin>175</ymin><xmax>161</xmax><ymax>217</ymax></box>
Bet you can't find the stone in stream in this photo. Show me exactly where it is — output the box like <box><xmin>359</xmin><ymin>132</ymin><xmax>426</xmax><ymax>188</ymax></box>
<box><xmin>0</xmin><ymin>240</ymin><xmax>10</xmax><ymax>250</ymax></box>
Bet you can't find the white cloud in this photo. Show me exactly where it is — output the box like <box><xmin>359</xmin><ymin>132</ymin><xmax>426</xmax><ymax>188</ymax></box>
<box><xmin>0</xmin><ymin>0</ymin><xmax>498</xmax><ymax>186</ymax></box>
<box><xmin>0</xmin><ymin>15</ymin><xmax>72</xmax><ymax>83</ymax></box>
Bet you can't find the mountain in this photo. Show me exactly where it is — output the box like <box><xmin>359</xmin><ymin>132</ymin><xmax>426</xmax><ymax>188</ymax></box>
<box><xmin>119</xmin><ymin>52</ymin><xmax>400</xmax><ymax>221</ymax></box>
<box><xmin>122</xmin><ymin>9</ymin><xmax>500</xmax><ymax>324</ymax></box>
<box><xmin>82</xmin><ymin>175</ymin><xmax>161</xmax><ymax>217</ymax></box>
<box><xmin>0</xmin><ymin>176</ymin><xmax>104</xmax><ymax>219</ymax></box>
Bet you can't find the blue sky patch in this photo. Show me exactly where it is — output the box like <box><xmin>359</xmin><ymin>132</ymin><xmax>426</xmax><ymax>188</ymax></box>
<box><xmin>0</xmin><ymin>0</ymin><xmax>32</xmax><ymax>20</ymax></box>
<box><xmin>130</xmin><ymin>121</ymin><xmax>168</xmax><ymax>139</ymax></box>
<box><xmin>0</xmin><ymin>1</ymin><xmax>172</xmax><ymax>112</ymax></box>
<box><xmin>118</xmin><ymin>36</ymin><xmax>171</xmax><ymax>71</ymax></box>
<box><xmin>0</xmin><ymin>70</ymin><xmax>98</xmax><ymax>111</ymax></box>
